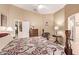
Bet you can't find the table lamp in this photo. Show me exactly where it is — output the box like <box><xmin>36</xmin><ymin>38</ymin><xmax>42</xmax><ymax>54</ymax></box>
<box><xmin>54</xmin><ymin>26</ymin><xmax>59</xmax><ymax>35</ymax></box>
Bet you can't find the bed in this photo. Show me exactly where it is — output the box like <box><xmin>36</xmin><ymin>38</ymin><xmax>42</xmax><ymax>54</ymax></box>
<box><xmin>0</xmin><ymin>33</ymin><xmax>14</xmax><ymax>52</ymax></box>
<box><xmin>0</xmin><ymin>36</ymin><xmax>65</xmax><ymax>55</ymax></box>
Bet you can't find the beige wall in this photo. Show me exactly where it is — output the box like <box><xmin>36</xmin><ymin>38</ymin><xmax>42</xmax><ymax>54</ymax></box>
<box><xmin>7</xmin><ymin>5</ymin><xmax>43</xmax><ymax>36</ymax></box>
<box><xmin>53</xmin><ymin>8</ymin><xmax>65</xmax><ymax>45</ymax></box>
<box><xmin>65</xmin><ymin>4</ymin><xmax>79</xmax><ymax>55</ymax></box>
<box><xmin>65</xmin><ymin>4</ymin><xmax>79</xmax><ymax>29</ymax></box>
<box><xmin>59</xmin><ymin>4</ymin><xmax>79</xmax><ymax>54</ymax></box>
<box><xmin>65</xmin><ymin>4</ymin><xmax>79</xmax><ymax>18</ymax></box>
<box><xmin>0</xmin><ymin>4</ymin><xmax>54</xmax><ymax>36</ymax></box>
<box><xmin>0</xmin><ymin>4</ymin><xmax>67</xmax><ymax>45</ymax></box>
<box><xmin>0</xmin><ymin>4</ymin><xmax>54</xmax><ymax>51</ymax></box>
<box><xmin>2</xmin><ymin>4</ymin><xmax>79</xmax><ymax>53</ymax></box>
<box><xmin>53</xmin><ymin>4</ymin><xmax>79</xmax><ymax>47</ymax></box>
<box><xmin>41</xmin><ymin>14</ymin><xmax>54</xmax><ymax>35</ymax></box>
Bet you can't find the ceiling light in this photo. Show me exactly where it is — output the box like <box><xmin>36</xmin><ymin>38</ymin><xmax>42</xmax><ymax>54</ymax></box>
<box><xmin>38</xmin><ymin>5</ymin><xmax>45</xmax><ymax>9</ymax></box>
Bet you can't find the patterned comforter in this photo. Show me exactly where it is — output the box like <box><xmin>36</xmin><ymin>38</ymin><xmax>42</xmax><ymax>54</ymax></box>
<box><xmin>0</xmin><ymin>37</ymin><xmax>65</xmax><ymax>55</ymax></box>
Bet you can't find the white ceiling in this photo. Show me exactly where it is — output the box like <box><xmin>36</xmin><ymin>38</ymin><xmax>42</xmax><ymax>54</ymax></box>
<box><xmin>13</xmin><ymin>4</ymin><xmax>66</xmax><ymax>14</ymax></box>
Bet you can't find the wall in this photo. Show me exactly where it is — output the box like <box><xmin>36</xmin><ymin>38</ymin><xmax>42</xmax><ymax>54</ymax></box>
<box><xmin>42</xmin><ymin>14</ymin><xmax>54</xmax><ymax>35</ymax></box>
<box><xmin>53</xmin><ymin>5</ymin><xmax>79</xmax><ymax>45</ymax></box>
<box><xmin>53</xmin><ymin>8</ymin><xmax>65</xmax><ymax>45</ymax></box>
<box><xmin>0</xmin><ymin>4</ymin><xmax>54</xmax><ymax>51</ymax></box>
<box><xmin>65</xmin><ymin>4</ymin><xmax>79</xmax><ymax>29</ymax></box>
<box><xmin>0</xmin><ymin>5</ymin><xmax>43</xmax><ymax>36</ymax></box>
<box><xmin>65</xmin><ymin>4</ymin><xmax>79</xmax><ymax>55</ymax></box>
<box><xmin>7</xmin><ymin>5</ymin><xmax>43</xmax><ymax>36</ymax></box>
<box><xmin>0</xmin><ymin>4</ymin><xmax>54</xmax><ymax>36</ymax></box>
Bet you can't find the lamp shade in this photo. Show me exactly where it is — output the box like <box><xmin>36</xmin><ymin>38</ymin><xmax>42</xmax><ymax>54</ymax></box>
<box><xmin>6</xmin><ymin>27</ymin><xmax>13</xmax><ymax>32</ymax></box>
<box><xmin>54</xmin><ymin>26</ymin><xmax>59</xmax><ymax>30</ymax></box>
<box><xmin>38</xmin><ymin>5</ymin><xmax>45</xmax><ymax>9</ymax></box>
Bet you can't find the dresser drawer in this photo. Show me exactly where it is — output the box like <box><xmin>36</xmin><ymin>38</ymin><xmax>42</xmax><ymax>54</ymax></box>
<box><xmin>29</xmin><ymin>29</ymin><xmax>38</xmax><ymax>37</ymax></box>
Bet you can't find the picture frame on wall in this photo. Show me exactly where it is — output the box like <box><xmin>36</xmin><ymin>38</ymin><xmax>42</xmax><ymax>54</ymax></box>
<box><xmin>1</xmin><ymin>14</ymin><xmax>7</xmax><ymax>26</ymax></box>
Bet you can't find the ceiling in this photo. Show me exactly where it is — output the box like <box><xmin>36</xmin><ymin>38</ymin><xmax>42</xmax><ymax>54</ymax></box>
<box><xmin>13</xmin><ymin>4</ymin><xmax>66</xmax><ymax>14</ymax></box>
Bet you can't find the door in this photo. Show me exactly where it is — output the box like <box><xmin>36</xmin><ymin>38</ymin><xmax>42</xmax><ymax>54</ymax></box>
<box><xmin>22</xmin><ymin>21</ymin><xmax>29</xmax><ymax>38</ymax></box>
<box><xmin>18</xmin><ymin>21</ymin><xmax>29</xmax><ymax>38</ymax></box>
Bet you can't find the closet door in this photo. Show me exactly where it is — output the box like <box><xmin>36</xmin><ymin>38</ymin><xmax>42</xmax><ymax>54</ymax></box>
<box><xmin>18</xmin><ymin>21</ymin><xmax>29</xmax><ymax>38</ymax></box>
<box><xmin>22</xmin><ymin>21</ymin><xmax>29</xmax><ymax>38</ymax></box>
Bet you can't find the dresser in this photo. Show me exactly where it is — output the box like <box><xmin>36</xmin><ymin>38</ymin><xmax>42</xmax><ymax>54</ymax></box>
<box><xmin>29</xmin><ymin>29</ymin><xmax>38</xmax><ymax>37</ymax></box>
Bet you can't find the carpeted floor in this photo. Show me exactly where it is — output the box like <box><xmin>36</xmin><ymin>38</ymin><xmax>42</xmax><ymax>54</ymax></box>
<box><xmin>0</xmin><ymin>37</ymin><xmax>65</xmax><ymax>55</ymax></box>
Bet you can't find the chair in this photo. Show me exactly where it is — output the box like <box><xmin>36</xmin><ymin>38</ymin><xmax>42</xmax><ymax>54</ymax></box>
<box><xmin>42</xmin><ymin>32</ymin><xmax>50</xmax><ymax>40</ymax></box>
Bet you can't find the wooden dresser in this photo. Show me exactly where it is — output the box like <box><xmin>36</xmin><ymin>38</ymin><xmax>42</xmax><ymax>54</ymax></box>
<box><xmin>29</xmin><ymin>29</ymin><xmax>38</xmax><ymax>37</ymax></box>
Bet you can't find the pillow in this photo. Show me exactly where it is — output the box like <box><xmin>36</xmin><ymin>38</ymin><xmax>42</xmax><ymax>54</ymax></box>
<box><xmin>0</xmin><ymin>33</ymin><xmax>9</xmax><ymax>38</ymax></box>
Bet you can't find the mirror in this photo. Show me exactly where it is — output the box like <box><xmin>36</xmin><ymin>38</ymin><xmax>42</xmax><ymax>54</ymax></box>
<box><xmin>68</xmin><ymin>15</ymin><xmax>75</xmax><ymax>41</ymax></box>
